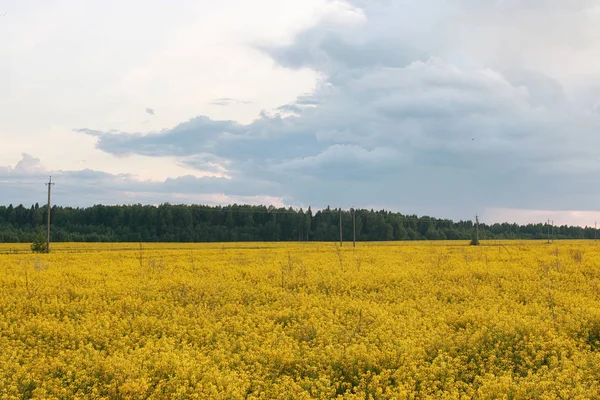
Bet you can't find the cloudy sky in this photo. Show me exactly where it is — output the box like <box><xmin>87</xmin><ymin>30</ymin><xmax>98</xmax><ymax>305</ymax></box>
<box><xmin>2</xmin><ymin>0</ymin><xmax>600</xmax><ymax>226</ymax></box>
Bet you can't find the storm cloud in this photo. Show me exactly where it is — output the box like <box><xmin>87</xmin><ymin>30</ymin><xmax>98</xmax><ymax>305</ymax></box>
<box><xmin>6</xmin><ymin>0</ymin><xmax>600</xmax><ymax>221</ymax></box>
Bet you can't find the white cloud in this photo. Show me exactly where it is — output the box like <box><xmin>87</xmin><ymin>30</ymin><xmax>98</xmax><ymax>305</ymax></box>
<box><xmin>0</xmin><ymin>153</ymin><xmax>47</xmax><ymax>177</ymax></box>
<box><xmin>0</xmin><ymin>0</ymin><xmax>329</xmax><ymax>181</ymax></box>
<box><xmin>4</xmin><ymin>0</ymin><xmax>600</xmax><ymax>224</ymax></box>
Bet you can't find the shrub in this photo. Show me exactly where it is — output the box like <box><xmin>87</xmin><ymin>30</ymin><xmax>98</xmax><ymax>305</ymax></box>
<box><xmin>30</xmin><ymin>232</ymin><xmax>48</xmax><ymax>253</ymax></box>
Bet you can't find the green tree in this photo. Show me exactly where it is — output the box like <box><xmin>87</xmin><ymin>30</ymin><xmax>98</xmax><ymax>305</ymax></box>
<box><xmin>30</xmin><ymin>231</ymin><xmax>48</xmax><ymax>253</ymax></box>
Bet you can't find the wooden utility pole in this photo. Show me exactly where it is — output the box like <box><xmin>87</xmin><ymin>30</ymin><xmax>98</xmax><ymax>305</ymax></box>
<box><xmin>339</xmin><ymin>208</ymin><xmax>343</xmax><ymax>247</ymax></box>
<box><xmin>547</xmin><ymin>219</ymin><xmax>551</xmax><ymax>244</ymax></box>
<box><xmin>352</xmin><ymin>208</ymin><xmax>356</xmax><ymax>248</ymax></box>
<box><xmin>551</xmin><ymin>220</ymin><xmax>554</xmax><ymax>243</ymax></box>
<box><xmin>475</xmin><ymin>215</ymin><xmax>480</xmax><ymax>243</ymax></box>
<box><xmin>45</xmin><ymin>176</ymin><xmax>55</xmax><ymax>253</ymax></box>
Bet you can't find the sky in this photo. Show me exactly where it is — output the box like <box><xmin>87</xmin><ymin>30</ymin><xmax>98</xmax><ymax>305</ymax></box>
<box><xmin>2</xmin><ymin>0</ymin><xmax>600</xmax><ymax>226</ymax></box>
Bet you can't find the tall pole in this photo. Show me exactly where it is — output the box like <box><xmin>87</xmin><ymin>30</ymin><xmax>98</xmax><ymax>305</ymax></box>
<box><xmin>547</xmin><ymin>219</ymin><xmax>551</xmax><ymax>244</ymax></box>
<box><xmin>352</xmin><ymin>208</ymin><xmax>356</xmax><ymax>248</ymax></box>
<box><xmin>475</xmin><ymin>215</ymin><xmax>479</xmax><ymax>243</ymax></box>
<box><xmin>339</xmin><ymin>208</ymin><xmax>343</xmax><ymax>247</ymax></box>
<box><xmin>45</xmin><ymin>176</ymin><xmax>55</xmax><ymax>253</ymax></box>
<box><xmin>551</xmin><ymin>220</ymin><xmax>554</xmax><ymax>243</ymax></box>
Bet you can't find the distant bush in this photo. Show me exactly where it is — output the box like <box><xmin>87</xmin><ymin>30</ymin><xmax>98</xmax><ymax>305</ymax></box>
<box><xmin>30</xmin><ymin>232</ymin><xmax>48</xmax><ymax>253</ymax></box>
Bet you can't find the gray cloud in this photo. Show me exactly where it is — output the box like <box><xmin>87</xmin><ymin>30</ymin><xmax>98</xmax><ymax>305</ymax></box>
<box><xmin>77</xmin><ymin>116</ymin><xmax>245</xmax><ymax>157</ymax></box>
<box><xmin>0</xmin><ymin>154</ymin><xmax>285</xmax><ymax>207</ymax></box>
<box><xmin>145</xmin><ymin>107</ymin><xmax>155</xmax><ymax>116</ymax></box>
<box><xmin>63</xmin><ymin>1</ymin><xmax>600</xmax><ymax>218</ymax></box>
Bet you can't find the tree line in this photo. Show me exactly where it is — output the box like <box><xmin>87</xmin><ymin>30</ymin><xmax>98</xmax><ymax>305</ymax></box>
<box><xmin>0</xmin><ymin>203</ymin><xmax>596</xmax><ymax>243</ymax></box>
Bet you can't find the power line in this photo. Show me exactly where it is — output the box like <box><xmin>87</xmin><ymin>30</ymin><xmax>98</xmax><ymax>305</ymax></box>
<box><xmin>0</xmin><ymin>202</ymin><xmax>533</xmax><ymax>225</ymax></box>
<box><xmin>4</xmin><ymin>181</ymin><xmax>600</xmax><ymax>229</ymax></box>
<box><xmin>45</xmin><ymin>176</ymin><xmax>55</xmax><ymax>253</ymax></box>
<box><xmin>0</xmin><ymin>201</ymin><xmax>588</xmax><ymax>229</ymax></box>
<box><xmin>0</xmin><ymin>182</ymin><xmax>45</xmax><ymax>186</ymax></box>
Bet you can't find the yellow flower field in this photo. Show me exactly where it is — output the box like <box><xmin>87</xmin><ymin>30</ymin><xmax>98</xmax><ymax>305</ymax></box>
<box><xmin>1</xmin><ymin>241</ymin><xmax>600</xmax><ymax>399</ymax></box>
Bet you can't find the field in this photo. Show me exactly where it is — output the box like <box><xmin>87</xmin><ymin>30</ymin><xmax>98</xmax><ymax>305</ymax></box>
<box><xmin>1</xmin><ymin>241</ymin><xmax>600</xmax><ymax>399</ymax></box>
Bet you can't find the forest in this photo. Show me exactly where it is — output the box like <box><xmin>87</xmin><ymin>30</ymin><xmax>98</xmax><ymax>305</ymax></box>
<box><xmin>0</xmin><ymin>203</ymin><xmax>595</xmax><ymax>243</ymax></box>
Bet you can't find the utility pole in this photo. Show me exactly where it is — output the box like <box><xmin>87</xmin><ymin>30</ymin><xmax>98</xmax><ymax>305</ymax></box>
<box><xmin>339</xmin><ymin>208</ymin><xmax>343</xmax><ymax>247</ymax></box>
<box><xmin>352</xmin><ymin>208</ymin><xmax>356</xmax><ymax>248</ymax></box>
<box><xmin>45</xmin><ymin>176</ymin><xmax>55</xmax><ymax>253</ymax></box>
<box><xmin>551</xmin><ymin>220</ymin><xmax>554</xmax><ymax>243</ymax></box>
<box><xmin>547</xmin><ymin>219</ymin><xmax>551</xmax><ymax>244</ymax></box>
<box><xmin>475</xmin><ymin>215</ymin><xmax>480</xmax><ymax>243</ymax></box>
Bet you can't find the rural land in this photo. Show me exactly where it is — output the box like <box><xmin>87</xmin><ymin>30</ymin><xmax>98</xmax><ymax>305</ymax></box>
<box><xmin>4</xmin><ymin>0</ymin><xmax>600</xmax><ymax>398</ymax></box>
<box><xmin>2</xmin><ymin>240</ymin><xmax>600</xmax><ymax>398</ymax></box>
